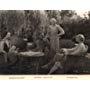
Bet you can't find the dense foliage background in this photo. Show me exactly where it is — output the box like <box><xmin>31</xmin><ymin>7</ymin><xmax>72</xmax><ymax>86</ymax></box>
<box><xmin>0</xmin><ymin>10</ymin><xmax>90</xmax><ymax>39</ymax></box>
<box><xmin>0</xmin><ymin>10</ymin><xmax>90</xmax><ymax>51</ymax></box>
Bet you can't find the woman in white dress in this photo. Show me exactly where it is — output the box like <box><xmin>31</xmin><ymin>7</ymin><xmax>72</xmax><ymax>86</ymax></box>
<box><xmin>42</xmin><ymin>18</ymin><xmax>65</xmax><ymax>69</ymax></box>
<box><xmin>46</xmin><ymin>18</ymin><xmax>65</xmax><ymax>53</ymax></box>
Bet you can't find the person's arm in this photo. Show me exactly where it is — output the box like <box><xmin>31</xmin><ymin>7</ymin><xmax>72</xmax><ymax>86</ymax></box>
<box><xmin>46</xmin><ymin>26</ymin><xmax>50</xmax><ymax>38</ymax></box>
<box><xmin>0</xmin><ymin>41</ymin><xmax>8</xmax><ymax>62</ymax></box>
<box><xmin>0</xmin><ymin>41</ymin><xmax>6</xmax><ymax>53</ymax></box>
<box><xmin>62</xmin><ymin>47</ymin><xmax>77</xmax><ymax>55</ymax></box>
<box><xmin>67</xmin><ymin>44</ymin><xmax>83</xmax><ymax>55</ymax></box>
<box><xmin>43</xmin><ymin>26</ymin><xmax>50</xmax><ymax>41</ymax></box>
<box><xmin>57</xmin><ymin>25</ymin><xmax>65</xmax><ymax>36</ymax></box>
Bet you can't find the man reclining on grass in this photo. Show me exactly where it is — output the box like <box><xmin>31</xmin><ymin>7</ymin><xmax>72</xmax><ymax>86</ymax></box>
<box><xmin>42</xmin><ymin>34</ymin><xmax>88</xmax><ymax>74</ymax></box>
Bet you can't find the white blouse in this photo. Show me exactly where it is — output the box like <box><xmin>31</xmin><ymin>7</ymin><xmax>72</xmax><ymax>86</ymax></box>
<box><xmin>64</xmin><ymin>43</ymin><xmax>88</xmax><ymax>56</ymax></box>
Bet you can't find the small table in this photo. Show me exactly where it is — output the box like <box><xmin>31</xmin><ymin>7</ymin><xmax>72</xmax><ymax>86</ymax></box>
<box><xmin>18</xmin><ymin>51</ymin><xmax>44</xmax><ymax>74</ymax></box>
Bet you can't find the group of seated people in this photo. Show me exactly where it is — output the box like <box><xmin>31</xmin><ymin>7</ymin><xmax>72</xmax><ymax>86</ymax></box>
<box><xmin>0</xmin><ymin>29</ymin><xmax>89</xmax><ymax>74</ymax></box>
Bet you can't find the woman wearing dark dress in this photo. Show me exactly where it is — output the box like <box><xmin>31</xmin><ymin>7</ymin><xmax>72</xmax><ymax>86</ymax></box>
<box><xmin>0</xmin><ymin>32</ymin><xmax>11</xmax><ymax>63</ymax></box>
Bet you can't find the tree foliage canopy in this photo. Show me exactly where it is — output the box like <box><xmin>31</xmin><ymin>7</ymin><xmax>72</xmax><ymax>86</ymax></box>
<box><xmin>0</xmin><ymin>10</ymin><xmax>90</xmax><ymax>40</ymax></box>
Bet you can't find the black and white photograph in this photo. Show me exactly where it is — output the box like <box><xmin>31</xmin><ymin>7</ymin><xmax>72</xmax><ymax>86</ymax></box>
<box><xmin>0</xmin><ymin>10</ymin><xmax>90</xmax><ymax>75</ymax></box>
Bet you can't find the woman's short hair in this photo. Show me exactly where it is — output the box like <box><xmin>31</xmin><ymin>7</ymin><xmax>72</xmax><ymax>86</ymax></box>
<box><xmin>50</xmin><ymin>18</ymin><xmax>57</xmax><ymax>24</ymax></box>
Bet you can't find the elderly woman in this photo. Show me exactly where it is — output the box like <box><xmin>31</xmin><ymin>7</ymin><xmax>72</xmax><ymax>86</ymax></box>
<box><xmin>64</xmin><ymin>34</ymin><xmax>88</xmax><ymax>56</ymax></box>
<box><xmin>48</xmin><ymin>34</ymin><xmax>88</xmax><ymax>74</ymax></box>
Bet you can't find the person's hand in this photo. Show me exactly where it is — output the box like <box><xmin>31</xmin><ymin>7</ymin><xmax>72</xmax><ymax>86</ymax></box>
<box><xmin>75</xmin><ymin>44</ymin><xmax>78</xmax><ymax>46</ymax></box>
<box><xmin>60</xmin><ymin>48</ymin><xmax>68</xmax><ymax>55</ymax></box>
<box><xmin>57</xmin><ymin>34</ymin><xmax>60</xmax><ymax>37</ymax></box>
<box><xmin>57</xmin><ymin>34</ymin><xmax>61</xmax><ymax>39</ymax></box>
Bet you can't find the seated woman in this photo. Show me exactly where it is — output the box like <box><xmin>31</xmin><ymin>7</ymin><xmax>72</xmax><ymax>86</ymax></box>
<box><xmin>0</xmin><ymin>32</ymin><xmax>11</xmax><ymax>63</ymax></box>
<box><xmin>48</xmin><ymin>34</ymin><xmax>88</xmax><ymax>74</ymax></box>
<box><xmin>64</xmin><ymin>34</ymin><xmax>88</xmax><ymax>56</ymax></box>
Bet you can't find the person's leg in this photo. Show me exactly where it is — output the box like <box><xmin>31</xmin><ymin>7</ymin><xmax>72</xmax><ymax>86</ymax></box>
<box><xmin>3</xmin><ymin>52</ymin><xmax>7</xmax><ymax>63</ymax></box>
<box><xmin>48</xmin><ymin>64</ymin><xmax>58</xmax><ymax>74</ymax></box>
<box><xmin>41</xmin><ymin>49</ymin><xmax>56</xmax><ymax>69</ymax></box>
<box><xmin>48</xmin><ymin>61</ymin><xmax>63</xmax><ymax>74</ymax></box>
<box><xmin>41</xmin><ymin>60</ymin><xmax>54</xmax><ymax>69</ymax></box>
<box><xmin>42</xmin><ymin>52</ymin><xmax>63</xmax><ymax>69</ymax></box>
